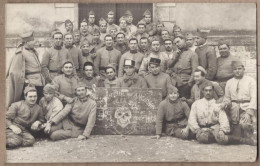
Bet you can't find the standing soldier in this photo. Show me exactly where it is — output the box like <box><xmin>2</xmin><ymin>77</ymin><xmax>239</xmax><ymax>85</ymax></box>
<box><xmin>160</xmin><ymin>29</ymin><xmax>174</xmax><ymax>52</ymax></box>
<box><xmin>125</xmin><ymin>10</ymin><xmax>137</xmax><ymax>35</ymax></box>
<box><xmin>154</xmin><ymin>21</ymin><xmax>165</xmax><ymax>40</ymax></box>
<box><xmin>6</xmin><ymin>30</ymin><xmax>45</xmax><ymax>108</ymax></box>
<box><xmin>94</xmin><ymin>34</ymin><xmax>121</xmax><ymax>78</ymax></box>
<box><xmin>108</xmin><ymin>24</ymin><xmax>118</xmax><ymax>42</ymax></box>
<box><xmin>91</xmin><ymin>28</ymin><xmax>104</xmax><ymax>52</ymax></box>
<box><xmin>118</xmin><ymin>37</ymin><xmax>144</xmax><ymax>77</ymax></box>
<box><xmin>79</xmin><ymin>40</ymin><xmax>96</xmax><ymax>66</ymax></box>
<box><xmin>64</xmin><ymin>19</ymin><xmax>73</xmax><ymax>33</ymax></box>
<box><xmin>139</xmin><ymin>37</ymin><xmax>151</xmax><ymax>57</ymax></box>
<box><xmin>118</xmin><ymin>16</ymin><xmax>131</xmax><ymax>40</ymax></box>
<box><xmin>185</xmin><ymin>33</ymin><xmax>197</xmax><ymax>52</ymax></box>
<box><xmin>172</xmin><ymin>25</ymin><xmax>182</xmax><ymax>38</ymax></box>
<box><xmin>99</xmin><ymin>18</ymin><xmax>108</xmax><ymax>42</ymax></box>
<box><xmin>216</xmin><ymin>40</ymin><xmax>238</xmax><ymax>90</ymax></box>
<box><xmin>167</xmin><ymin>34</ymin><xmax>199</xmax><ymax>98</ymax></box>
<box><xmin>73</xmin><ymin>29</ymin><xmax>81</xmax><ymax>48</ymax></box>
<box><xmin>142</xmin><ymin>9</ymin><xmax>157</xmax><ymax>36</ymax></box>
<box><xmin>106</xmin><ymin>10</ymin><xmax>120</xmax><ymax>32</ymax></box>
<box><xmin>80</xmin><ymin>19</ymin><xmax>93</xmax><ymax>43</ymax></box>
<box><xmin>145</xmin><ymin>58</ymin><xmax>174</xmax><ymax>99</ymax></box>
<box><xmin>134</xmin><ymin>20</ymin><xmax>149</xmax><ymax>42</ymax></box>
<box><xmin>104</xmin><ymin>64</ymin><xmax>119</xmax><ymax>88</ymax></box>
<box><xmin>41</xmin><ymin>30</ymin><xmax>73</xmax><ymax>83</ymax></box>
<box><xmin>195</xmin><ymin>29</ymin><xmax>217</xmax><ymax>80</ymax></box>
<box><xmin>87</xmin><ymin>10</ymin><xmax>99</xmax><ymax>35</ymax></box>
<box><xmin>114</xmin><ymin>32</ymin><xmax>129</xmax><ymax>55</ymax></box>
<box><xmin>116</xmin><ymin>59</ymin><xmax>147</xmax><ymax>88</ymax></box>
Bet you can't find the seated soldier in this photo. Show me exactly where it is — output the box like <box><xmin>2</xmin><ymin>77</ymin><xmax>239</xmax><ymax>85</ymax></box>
<box><xmin>182</xmin><ymin>66</ymin><xmax>224</xmax><ymax>106</ymax></box>
<box><xmin>188</xmin><ymin>82</ymin><xmax>231</xmax><ymax>145</ymax></box>
<box><xmin>104</xmin><ymin>64</ymin><xmax>119</xmax><ymax>88</ymax></box>
<box><xmin>52</xmin><ymin>60</ymin><xmax>79</xmax><ymax>104</ymax></box>
<box><xmin>155</xmin><ymin>86</ymin><xmax>191</xmax><ymax>140</ymax></box>
<box><xmin>116</xmin><ymin>59</ymin><xmax>147</xmax><ymax>88</ymax></box>
<box><xmin>48</xmin><ymin>82</ymin><xmax>97</xmax><ymax>141</ymax></box>
<box><xmin>6</xmin><ymin>85</ymin><xmax>45</xmax><ymax>149</ymax></box>
<box><xmin>145</xmin><ymin>57</ymin><xmax>175</xmax><ymax>99</ymax></box>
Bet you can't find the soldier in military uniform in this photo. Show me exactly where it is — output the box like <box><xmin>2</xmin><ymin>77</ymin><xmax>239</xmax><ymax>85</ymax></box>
<box><xmin>104</xmin><ymin>64</ymin><xmax>119</xmax><ymax>88</ymax></box>
<box><xmin>64</xmin><ymin>19</ymin><xmax>73</xmax><ymax>33</ymax></box>
<box><xmin>80</xmin><ymin>40</ymin><xmax>96</xmax><ymax>66</ymax></box>
<box><xmin>118</xmin><ymin>16</ymin><xmax>131</xmax><ymax>40</ymax></box>
<box><xmin>87</xmin><ymin>10</ymin><xmax>99</xmax><ymax>35</ymax></box>
<box><xmin>141</xmin><ymin>9</ymin><xmax>157</xmax><ymax>36</ymax></box>
<box><xmin>73</xmin><ymin>29</ymin><xmax>81</xmax><ymax>48</ymax></box>
<box><xmin>80</xmin><ymin>19</ymin><xmax>93</xmax><ymax>43</ymax></box>
<box><xmin>161</xmin><ymin>37</ymin><xmax>175</xmax><ymax>60</ymax></box>
<box><xmin>99</xmin><ymin>18</ymin><xmax>108</xmax><ymax>42</ymax></box>
<box><xmin>134</xmin><ymin>20</ymin><xmax>149</xmax><ymax>42</ymax></box>
<box><xmin>106</xmin><ymin>10</ymin><xmax>120</xmax><ymax>32</ymax></box>
<box><xmin>116</xmin><ymin>59</ymin><xmax>147</xmax><ymax>88</ymax></box>
<box><xmin>172</xmin><ymin>25</ymin><xmax>182</xmax><ymax>38</ymax></box>
<box><xmin>139</xmin><ymin>37</ymin><xmax>151</xmax><ymax>57</ymax></box>
<box><xmin>185</xmin><ymin>33</ymin><xmax>197</xmax><ymax>52</ymax></box>
<box><xmin>41</xmin><ymin>30</ymin><xmax>74</xmax><ymax>83</ymax></box>
<box><xmin>114</xmin><ymin>32</ymin><xmax>129</xmax><ymax>55</ymax></box>
<box><xmin>91</xmin><ymin>28</ymin><xmax>104</xmax><ymax>52</ymax></box>
<box><xmin>6</xmin><ymin>30</ymin><xmax>45</xmax><ymax>107</ymax></box>
<box><xmin>144</xmin><ymin>58</ymin><xmax>174</xmax><ymax>99</ymax></box>
<box><xmin>124</xmin><ymin>10</ymin><xmax>137</xmax><ymax>35</ymax></box>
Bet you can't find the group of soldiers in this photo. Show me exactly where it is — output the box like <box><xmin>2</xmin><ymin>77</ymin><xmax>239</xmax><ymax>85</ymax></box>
<box><xmin>6</xmin><ymin>9</ymin><xmax>257</xmax><ymax>149</ymax></box>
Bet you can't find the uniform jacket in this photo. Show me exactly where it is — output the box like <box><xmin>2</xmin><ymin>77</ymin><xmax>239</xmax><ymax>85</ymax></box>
<box><xmin>216</xmin><ymin>54</ymin><xmax>238</xmax><ymax>81</ymax></box>
<box><xmin>65</xmin><ymin>46</ymin><xmax>82</xmax><ymax>70</ymax></box>
<box><xmin>114</xmin><ymin>42</ymin><xmax>129</xmax><ymax>55</ymax></box>
<box><xmin>104</xmin><ymin>77</ymin><xmax>119</xmax><ymax>88</ymax></box>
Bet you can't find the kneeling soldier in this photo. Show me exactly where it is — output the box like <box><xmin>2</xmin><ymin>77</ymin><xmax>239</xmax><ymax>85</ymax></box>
<box><xmin>48</xmin><ymin>82</ymin><xmax>97</xmax><ymax>140</ymax></box>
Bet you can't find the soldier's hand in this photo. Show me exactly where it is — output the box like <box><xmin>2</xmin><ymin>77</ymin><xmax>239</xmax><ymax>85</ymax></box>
<box><xmin>218</xmin><ymin>130</ymin><xmax>225</xmax><ymax>142</ymax></box>
<box><xmin>151</xmin><ymin>135</ymin><xmax>161</xmax><ymax>139</ymax></box>
<box><xmin>181</xmin><ymin>127</ymin><xmax>189</xmax><ymax>138</ymax></box>
<box><xmin>44</xmin><ymin>123</ymin><xmax>52</xmax><ymax>134</ymax></box>
<box><xmin>10</xmin><ymin>125</ymin><xmax>22</xmax><ymax>135</ymax></box>
<box><xmin>180</xmin><ymin>97</ymin><xmax>187</xmax><ymax>102</ymax></box>
<box><xmin>240</xmin><ymin>113</ymin><xmax>251</xmax><ymax>124</ymax></box>
<box><xmin>77</xmin><ymin>135</ymin><xmax>86</xmax><ymax>140</ymax></box>
<box><xmin>31</xmin><ymin>121</ymin><xmax>41</xmax><ymax>131</ymax></box>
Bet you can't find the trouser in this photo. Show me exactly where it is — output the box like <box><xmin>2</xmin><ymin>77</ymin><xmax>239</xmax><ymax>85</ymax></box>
<box><xmin>165</xmin><ymin>123</ymin><xmax>195</xmax><ymax>140</ymax></box>
<box><xmin>6</xmin><ymin>129</ymin><xmax>35</xmax><ymax>149</ymax></box>
<box><xmin>31</xmin><ymin>122</ymin><xmax>63</xmax><ymax>138</ymax></box>
<box><xmin>21</xmin><ymin>84</ymin><xmax>44</xmax><ymax>104</ymax></box>
<box><xmin>50</xmin><ymin>118</ymin><xmax>85</xmax><ymax>141</ymax></box>
<box><xmin>177</xmin><ymin>83</ymin><xmax>191</xmax><ymax>99</ymax></box>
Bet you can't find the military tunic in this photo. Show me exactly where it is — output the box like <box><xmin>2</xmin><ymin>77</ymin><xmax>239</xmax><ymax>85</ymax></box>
<box><xmin>104</xmin><ymin>78</ymin><xmax>119</xmax><ymax>88</ymax></box>
<box><xmin>87</xmin><ymin>24</ymin><xmax>99</xmax><ymax>35</ymax></box>
<box><xmin>39</xmin><ymin>96</ymin><xmax>63</xmax><ymax>121</ymax></box>
<box><xmin>65</xmin><ymin>46</ymin><xmax>82</xmax><ymax>71</ymax></box>
<box><xmin>114</xmin><ymin>42</ymin><xmax>129</xmax><ymax>55</ymax></box>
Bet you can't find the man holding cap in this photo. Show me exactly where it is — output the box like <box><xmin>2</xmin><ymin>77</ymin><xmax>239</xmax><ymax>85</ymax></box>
<box><xmin>145</xmin><ymin>57</ymin><xmax>174</xmax><ymax>99</ymax></box>
<box><xmin>118</xmin><ymin>37</ymin><xmax>144</xmax><ymax>77</ymax></box>
<box><xmin>87</xmin><ymin>10</ymin><xmax>99</xmax><ymax>35</ymax></box>
<box><xmin>6</xmin><ymin>30</ymin><xmax>45</xmax><ymax>108</ymax></box>
<box><xmin>6</xmin><ymin>85</ymin><xmax>45</xmax><ymax>148</ymax></box>
<box><xmin>125</xmin><ymin>10</ymin><xmax>137</xmax><ymax>35</ymax></box>
<box><xmin>104</xmin><ymin>64</ymin><xmax>119</xmax><ymax>88</ymax></box>
<box><xmin>195</xmin><ymin>29</ymin><xmax>217</xmax><ymax>81</ymax></box>
<box><xmin>116</xmin><ymin>59</ymin><xmax>147</xmax><ymax>88</ymax></box>
<box><xmin>155</xmin><ymin>85</ymin><xmax>191</xmax><ymax>140</ymax></box>
<box><xmin>220</xmin><ymin>60</ymin><xmax>256</xmax><ymax>145</ymax></box>
<box><xmin>41</xmin><ymin>30</ymin><xmax>73</xmax><ymax>83</ymax></box>
<box><xmin>48</xmin><ymin>82</ymin><xmax>97</xmax><ymax>141</ymax></box>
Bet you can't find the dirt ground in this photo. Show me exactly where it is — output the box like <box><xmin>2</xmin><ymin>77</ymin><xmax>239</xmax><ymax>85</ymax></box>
<box><xmin>6</xmin><ymin>135</ymin><xmax>257</xmax><ymax>163</ymax></box>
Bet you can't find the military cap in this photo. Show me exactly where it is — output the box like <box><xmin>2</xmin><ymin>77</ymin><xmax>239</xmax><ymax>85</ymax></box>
<box><xmin>51</xmin><ymin>29</ymin><xmax>63</xmax><ymax>38</ymax></box>
<box><xmin>19</xmin><ymin>30</ymin><xmax>34</xmax><ymax>43</ymax></box>
<box><xmin>80</xmin><ymin>39</ymin><xmax>90</xmax><ymax>48</ymax></box>
<box><xmin>185</xmin><ymin>33</ymin><xmax>194</xmax><ymax>40</ymax></box>
<box><xmin>106</xmin><ymin>63</ymin><xmax>117</xmax><ymax>72</ymax></box>
<box><xmin>119</xmin><ymin>16</ymin><xmax>127</xmax><ymax>23</ymax></box>
<box><xmin>195</xmin><ymin>29</ymin><xmax>209</xmax><ymax>39</ymax></box>
<box><xmin>73</xmin><ymin>29</ymin><xmax>80</xmax><ymax>35</ymax></box>
<box><xmin>24</xmin><ymin>84</ymin><xmax>37</xmax><ymax>94</ymax></box>
<box><xmin>75</xmin><ymin>81</ymin><xmax>86</xmax><ymax>90</ymax></box>
<box><xmin>149</xmin><ymin>57</ymin><xmax>161</xmax><ymax>65</ymax></box>
<box><xmin>196</xmin><ymin>66</ymin><xmax>207</xmax><ymax>75</ymax></box>
<box><xmin>174</xmin><ymin>33</ymin><xmax>185</xmax><ymax>40</ymax></box>
<box><xmin>99</xmin><ymin>17</ymin><xmax>107</xmax><ymax>25</ymax></box>
<box><xmin>161</xmin><ymin>27</ymin><xmax>169</xmax><ymax>33</ymax></box>
<box><xmin>116</xmin><ymin>31</ymin><xmax>125</xmax><ymax>38</ymax></box>
<box><xmin>163</xmin><ymin>36</ymin><xmax>173</xmax><ymax>43</ymax></box>
<box><xmin>65</xmin><ymin>19</ymin><xmax>73</xmax><ymax>26</ymax></box>
<box><xmin>81</xmin><ymin>18</ymin><xmax>88</xmax><ymax>24</ymax></box>
<box><xmin>124</xmin><ymin>59</ymin><xmax>135</xmax><ymax>67</ymax></box>
<box><xmin>201</xmin><ymin>80</ymin><xmax>214</xmax><ymax>90</ymax></box>
<box><xmin>150</xmin><ymin>36</ymin><xmax>161</xmax><ymax>43</ymax></box>
<box><xmin>89</xmin><ymin>10</ymin><xmax>95</xmax><ymax>16</ymax></box>
<box><xmin>218</xmin><ymin>39</ymin><xmax>230</xmax><ymax>48</ymax></box>
<box><xmin>137</xmin><ymin>20</ymin><xmax>146</xmax><ymax>27</ymax></box>
<box><xmin>156</xmin><ymin>20</ymin><xmax>164</xmax><ymax>26</ymax></box>
<box><xmin>107</xmin><ymin>11</ymin><xmax>114</xmax><ymax>16</ymax></box>
<box><xmin>143</xmin><ymin>9</ymin><xmax>151</xmax><ymax>16</ymax></box>
<box><xmin>173</xmin><ymin>25</ymin><xmax>181</xmax><ymax>31</ymax></box>
<box><xmin>62</xmin><ymin>59</ymin><xmax>74</xmax><ymax>67</ymax></box>
<box><xmin>108</xmin><ymin>24</ymin><xmax>118</xmax><ymax>31</ymax></box>
<box><xmin>43</xmin><ymin>83</ymin><xmax>56</xmax><ymax>93</ymax></box>
<box><xmin>84</xmin><ymin>61</ymin><xmax>94</xmax><ymax>68</ymax></box>
<box><xmin>231</xmin><ymin>60</ymin><xmax>244</xmax><ymax>69</ymax></box>
<box><xmin>125</xmin><ymin>10</ymin><xmax>133</xmax><ymax>16</ymax></box>
<box><xmin>168</xmin><ymin>85</ymin><xmax>178</xmax><ymax>94</ymax></box>
<box><xmin>128</xmin><ymin>36</ymin><xmax>138</xmax><ymax>43</ymax></box>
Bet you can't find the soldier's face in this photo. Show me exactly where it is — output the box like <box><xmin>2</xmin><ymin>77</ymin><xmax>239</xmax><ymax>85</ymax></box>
<box><xmin>100</xmin><ymin>23</ymin><xmax>107</xmax><ymax>33</ymax></box>
<box><xmin>161</xmin><ymin>30</ymin><xmax>169</xmax><ymax>40</ymax></box>
<box><xmin>168</xmin><ymin>91</ymin><xmax>179</xmax><ymax>101</ymax></box>
<box><xmin>174</xmin><ymin>37</ymin><xmax>186</xmax><ymax>49</ymax></box>
<box><xmin>65</xmin><ymin>23</ymin><xmax>73</xmax><ymax>32</ymax></box>
<box><xmin>157</xmin><ymin>24</ymin><xmax>164</xmax><ymax>32</ymax></box>
<box><xmin>107</xmin><ymin>15</ymin><xmax>114</xmax><ymax>24</ymax></box>
<box><xmin>105</xmin><ymin>36</ymin><xmax>113</xmax><ymax>47</ymax></box>
<box><xmin>124</xmin><ymin>66</ymin><xmax>135</xmax><ymax>76</ymax></box>
<box><xmin>109</xmin><ymin>29</ymin><xmax>117</xmax><ymax>38</ymax></box>
<box><xmin>194</xmin><ymin>36</ymin><xmax>206</xmax><ymax>46</ymax></box>
<box><xmin>203</xmin><ymin>86</ymin><xmax>214</xmax><ymax>100</ymax></box>
<box><xmin>93</xmin><ymin>33</ymin><xmax>100</xmax><ymax>41</ymax></box>
<box><xmin>84</xmin><ymin>66</ymin><xmax>94</xmax><ymax>78</ymax></box>
<box><xmin>149</xmin><ymin>64</ymin><xmax>160</xmax><ymax>75</ymax></box>
<box><xmin>126</xmin><ymin>16</ymin><xmax>133</xmax><ymax>24</ymax></box>
<box><xmin>64</xmin><ymin>34</ymin><xmax>73</xmax><ymax>47</ymax></box>
<box><xmin>138</xmin><ymin>25</ymin><xmax>146</xmax><ymax>34</ymax></box>
<box><xmin>63</xmin><ymin>63</ymin><xmax>73</xmax><ymax>76</ymax></box>
<box><xmin>106</xmin><ymin>68</ymin><xmax>116</xmax><ymax>80</ymax></box>
<box><xmin>26</xmin><ymin>40</ymin><xmax>35</xmax><ymax>49</ymax></box>
<box><xmin>80</xmin><ymin>22</ymin><xmax>88</xmax><ymax>33</ymax></box>
<box><xmin>53</xmin><ymin>34</ymin><xmax>63</xmax><ymax>47</ymax></box>
<box><xmin>81</xmin><ymin>44</ymin><xmax>90</xmax><ymax>53</ymax></box>
<box><xmin>173</xmin><ymin>28</ymin><xmax>181</xmax><ymax>36</ymax></box>
<box><xmin>116</xmin><ymin>34</ymin><xmax>125</xmax><ymax>44</ymax></box>
<box><xmin>186</xmin><ymin>37</ymin><xmax>194</xmax><ymax>47</ymax></box>
<box><xmin>151</xmin><ymin>41</ymin><xmax>160</xmax><ymax>52</ymax></box>
<box><xmin>233</xmin><ymin>66</ymin><xmax>245</xmax><ymax>78</ymax></box>
<box><xmin>76</xmin><ymin>87</ymin><xmax>87</xmax><ymax>99</ymax></box>
<box><xmin>88</xmin><ymin>15</ymin><xmax>95</xmax><ymax>24</ymax></box>
<box><xmin>129</xmin><ymin>40</ymin><xmax>138</xmax><ymax>50</ymax></box>
<box><xmin>44</xmin><ymin>92</ymin><xmax>54</xmax><ymax>102</ymax></box>
<box><xmin>73</xmin><ymin>33</ymin><xmax>80</xmax><ymax>43</ymax></box>
<box><xmin>144</xmin><ymin>15</ymin><xmax>151</xmax><ymax>23</ymax></box>
<box><xmin>25</xmin><ymin>91</ymin><xmax>37</xmax><ymax>105</ymax></box>
<box><xmin>194</xmin><ymin>71</ymin><xmax>204</xmax><ymax>84</ymax></box>
<box><xmin>164</xmin><ymin>41</ymin><xmax>173</xmax><ymax>52</ymax></box>
<box><xmin>140</xmin><ymin>39</ymin><xmax>149</xmax><ymax>50</ymax></box>
<box><xmin>119</xmin><ymin>20</ymin><xmax>127</xmax><ymax>29</ymax></box>
<box><xmin>218</xmin><ymin>44</ymin><xmax>230</xmax><ymax>57</ymax></box>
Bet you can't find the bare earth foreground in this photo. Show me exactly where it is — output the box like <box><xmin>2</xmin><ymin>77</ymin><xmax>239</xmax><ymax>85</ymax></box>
<box><xmin>6</xmin><ymin>135</ymin><xmax>257</xmax><ymax>163</ymax></box>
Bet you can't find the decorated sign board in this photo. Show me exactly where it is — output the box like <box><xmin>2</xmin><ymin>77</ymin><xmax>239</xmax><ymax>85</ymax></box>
<box><xmin>92</xmin><ymin>88</ymin><xmax>162</xmax><ymax>135</ymax></box>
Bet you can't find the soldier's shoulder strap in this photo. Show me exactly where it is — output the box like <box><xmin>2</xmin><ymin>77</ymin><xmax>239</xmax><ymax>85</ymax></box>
<box><xmin>15</xmin><ymin>45</ymin><xmax>23</xmax><ymax>54</ymax></box>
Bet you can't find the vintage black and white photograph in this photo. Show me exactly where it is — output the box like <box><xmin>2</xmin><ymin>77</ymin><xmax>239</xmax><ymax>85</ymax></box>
<box><xmin>5</xmin><ymin>2</ymin><xmax>257</xmax><ymax>163</ymax></box>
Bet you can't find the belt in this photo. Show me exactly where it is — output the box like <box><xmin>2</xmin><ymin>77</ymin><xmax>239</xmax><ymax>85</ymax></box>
<box><xmin>49</xmin><ymin>70</ymin><xmax>58</xmax><ymax>73</ymax></box>
<box><xmin>231</xmin><ymin>100</ymin><xmax>250</xmax><ymax>103</ymax></box>
<box><xmin>25</xmin><ymin>71</ymin><xmax>41</xmax><ymax>75</ymax></box>
<box><xmin>69</xmin><ymin>116</ymin><xmax>85</xmax><ymax>128</ymax></box>
<box><xmin>200</xmin><ymin>123</ymin><xmax>215</xmax><ymax>128</ymax></box>
<box><xmin>166</xmin><ymin>117</ymin><xmax>186</xmax><ymax>124</ymax></box>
